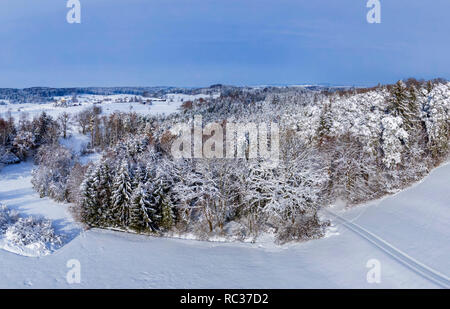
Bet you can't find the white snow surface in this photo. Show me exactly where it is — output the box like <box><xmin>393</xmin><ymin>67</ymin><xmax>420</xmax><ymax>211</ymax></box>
<box><xmin>0</xmin><ymin>93</ymin><xmax>216</xmax><ymax>121</ymax></box>
<box><xmin>0</xmin><ymin>159</ymin><xmax>449</xmax><ymax>288</ymax></box>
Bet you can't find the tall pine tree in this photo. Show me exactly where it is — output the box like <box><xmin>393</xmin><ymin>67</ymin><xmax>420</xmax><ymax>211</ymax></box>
<box><xmin>111</xmin><ymin>160</ymin><xmax>133</xmax><ymax>227</ymax></box>
<box><xmin>130</xmin><ymin>183</ymin><xmax>158</xmax><ymax>232</ymax></box>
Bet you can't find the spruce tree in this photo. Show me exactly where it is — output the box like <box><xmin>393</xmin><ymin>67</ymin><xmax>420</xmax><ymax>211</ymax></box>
<box><xmin>159</xmin><ymin>195</ymin><xmax>175</xmax><ymax>231</ymax></box>
<box><xmin>79</xmin><ymin>166</ymin><xmax>101</xmax><ymax>226</ymax></box>
<box><xmin>97</xmin><ymin>161</ymin><xmax>113</xmax><ymax>225</ymax></box>
<box><xmin>132</xmin><ymin>164</ymin><xmax>150</xmax><ymax>190</ymax></box>
<box><xmin>111</xmin><ymin>160</ymin><xmax>133</xmax><ymax>227</ymax></box>
<box><xmin>129</xmin><ymin>184</ymin><xmax>157</xmax><ymax>232</ymax></box>
<box><xmin>316</xmin><ymin>101</ymin><xmax>333</xmax><ymax>146</ymax></box>
<box><xmin>389</xmin><ymin>81</ymin><xmax>419</xmax><ymax>132</ymax></box>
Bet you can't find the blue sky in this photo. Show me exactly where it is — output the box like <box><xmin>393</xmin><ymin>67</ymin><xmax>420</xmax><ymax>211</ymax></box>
<box><xmin>0</xmin><ymin>0</ymin><xmax>449</xmax><ymax>87</ymax></box>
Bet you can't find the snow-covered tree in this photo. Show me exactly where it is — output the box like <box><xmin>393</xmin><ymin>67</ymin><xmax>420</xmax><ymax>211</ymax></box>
<box><xmin>129</xmin><ymin>183</ymin><xmax>157</xmax><ymax>232</ymax></box>
<box><xmin>389</xmin><ymin>81</ymin><xmax>421</xmax><ymax>132</ymax></box>
<box><xmin>159</xmin><ymin>194</ymin><xmax>175</xmax><ymax>231</ymax></box>
<box><xmin>32</xmin><ymin>145</ymin><xmax>76</xmax><ymax>201</ymax></box>
<box><xmin>12</xmin><ymin>130</ymin><xmax>35</xmax><ymax>159</ymax></box>
<box><xmin>78</xmin><ymin>165</ymin><xmax>102</xmax><ymax>226</ymax></box>
<box><xmin>422</xmin><ymin>83</ymin><xmax>450</xmax><ymax>160</ymax></box>
<box><xmin>111</xmin><ymin>160</ymin><xmax>133</xmax><ymax>226</ymax></box>
<box><xmin>381</xmin><ymin>115</ymin><xmax>408</xmax><ymax>169</ymax></box>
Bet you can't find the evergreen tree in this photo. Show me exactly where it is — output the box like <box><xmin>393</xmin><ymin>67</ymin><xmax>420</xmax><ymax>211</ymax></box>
<box><xmin>97</xmin><ymin>161</ymin><xmax>113</xmax><ymax>225</ymax></box>
<box><xmin>111</xmin><ymin>160</ymin><xmax>133</xmax><ymax>227</ymax></box>
<box><xmin>132</xmin><ymin>164</ymin><xmax>151</xmax><ymax>189</ymax></box>
<box><xmin>79</xmin><ymin>166</ymin><xmax>101</xmax><ymax>226</ymax></box>
<box><xmin>129</xmin><ymin>183</ymin><xmax>157</xmax><ymax>232</ymax></box>
<box><xmin>316</xmin><ymin>101</ymin><xmax>333</xmax><ymax>146</ymax></box>
<box><xmin>159</xmin><ymin>194</ymin><xmax>175</xmax><ymax>231</ymax></box>
<box><xmin>407</xmin><ymin>86</ymin><xmax>421</xmax><ymax>129</ymax></box>
<box><xmin>389</xmin><ymin>81</ymin><xmax>419</xmax><ymax>132</ymax></box>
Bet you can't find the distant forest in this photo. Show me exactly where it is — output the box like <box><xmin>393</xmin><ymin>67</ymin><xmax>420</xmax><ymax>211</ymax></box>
<box><xmin>0</xmin><ymin>87</ymin><xmax>178</xmax><ymax>104</ymax></box>
<box><xmin>0</xmin><ymin>85</ymin><xmax>352</xmax><ymax>104</ymax></box>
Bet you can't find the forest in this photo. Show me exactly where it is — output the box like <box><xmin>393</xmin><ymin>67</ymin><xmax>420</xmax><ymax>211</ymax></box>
<box><xmin>1</xmin><ymin>79</ymin><xmax>449</xmax><ymax>243</ymax></box>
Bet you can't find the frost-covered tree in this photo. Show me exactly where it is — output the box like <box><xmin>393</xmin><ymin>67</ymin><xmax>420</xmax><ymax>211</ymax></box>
<box><xmin>422</xmin><ymin>83</ymin><xmax>450</xmax><ymax>161</ymax></box>
<box><xmin>58</xmin><ymin>112</ymin><xmax>71</xmax><ymax>139</ymax></box>
<box><xmin>381</xmin><ymin>115</ymin><xmax>408</xmax><ymax>169</ymax></box>
<box><xmin>12</xmin><ymin>130</ymin><xmax>35</xmax><ymax>160</ymax></box>
<box><xmin>240</xmin><ymin>159</ymin><xmax>274</xmax><ymax>235</ymax></box>
<box><xmin>32</xmin><ymin>144</ymin><xmax>76</xmax><ymax>201</ymax></box>
<box><xmin>263</xmin><ymin>132</ymin><xmax>328</xmax><ymax>225</ymax></box>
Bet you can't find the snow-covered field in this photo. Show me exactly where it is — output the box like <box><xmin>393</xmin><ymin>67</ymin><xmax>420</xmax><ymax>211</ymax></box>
<box><xmin>0</xmin><ymin>159</ymin><xmax>449</xmax><ymax>288</ymax></box>
<box><xmin>0</xmin><ymin>93</ymin><xmax>217</xmax><ymax>121</ymax></box>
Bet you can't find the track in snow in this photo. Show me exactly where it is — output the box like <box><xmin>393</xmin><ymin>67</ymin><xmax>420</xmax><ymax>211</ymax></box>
<box><xmin>324</xmin><ymin>209</ymin><xmax>450</xmax><ymax>289</ymax></box>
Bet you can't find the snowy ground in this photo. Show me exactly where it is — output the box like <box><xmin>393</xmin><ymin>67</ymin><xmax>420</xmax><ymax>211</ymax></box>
<box><xmin>0</xmin><ymin>160</ymin><xmax>449</xmax><ymax>288</ymax></box>
<box><xmin>0</xmin><ymin>93</ymin><xmax>217</xmax><ymax>121</ymax></box>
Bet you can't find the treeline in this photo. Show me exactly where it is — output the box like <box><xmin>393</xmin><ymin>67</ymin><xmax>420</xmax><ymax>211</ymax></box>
<box><xmin>0</xmin><ymin>86</ymin><xmax>174</xmax><ymax>104</ymax></box>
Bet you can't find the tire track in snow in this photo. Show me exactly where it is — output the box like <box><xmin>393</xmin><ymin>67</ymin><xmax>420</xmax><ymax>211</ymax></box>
<box><xmin>324</xmin><ymin>209</ymin><xmax>450</xmax><ymax>289</ymax></box>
